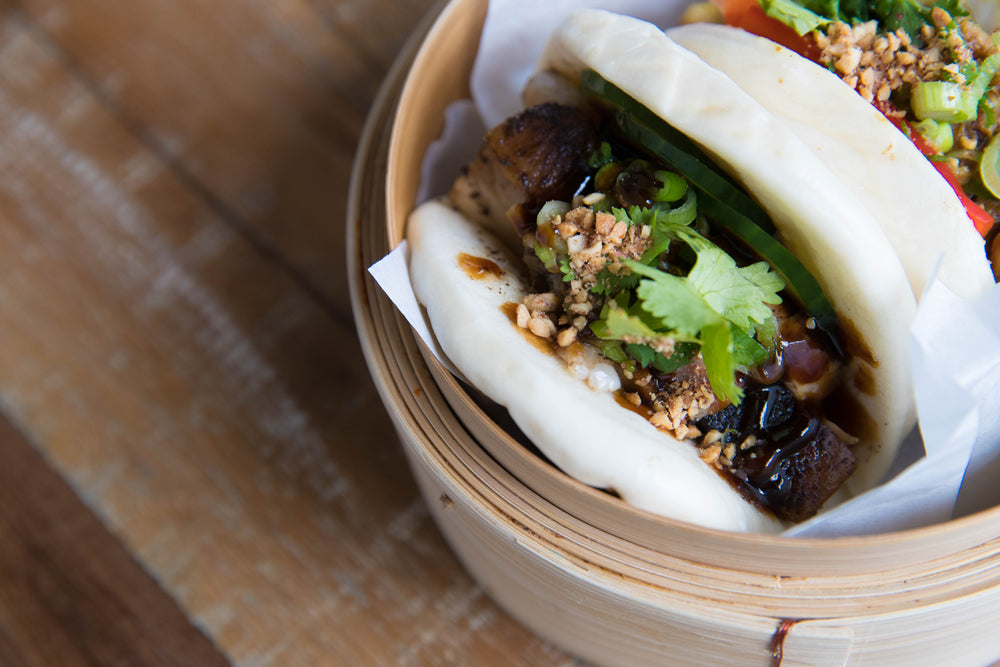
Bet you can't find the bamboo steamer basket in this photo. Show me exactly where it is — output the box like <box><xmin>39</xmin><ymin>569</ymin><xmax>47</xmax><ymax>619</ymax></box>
<box><xmin>347</xmin><ymin>1</ymin><xmax>1000</xmax><ymax>664</ymax></box>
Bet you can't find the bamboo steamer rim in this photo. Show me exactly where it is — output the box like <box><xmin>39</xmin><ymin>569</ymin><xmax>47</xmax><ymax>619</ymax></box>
<box><xmin>361</xmin><ymin>0</ymin><xmax>1000</xmax><ymax>580</ymax></box>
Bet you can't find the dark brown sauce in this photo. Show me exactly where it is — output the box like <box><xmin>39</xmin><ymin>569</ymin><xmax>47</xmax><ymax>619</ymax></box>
<box><xmin>614</xmin><ymin>392</ymin><xmax>653</xmax><ymax>420</ymax></box>
<box><xmin>825</xmin><ymin>383</ymin><xmax>879</xmax><ymax>443</ymax></box>
<box><xmin>726</xmin><ymin>385</ymin><xmax>822</xmax><ymax>511</ymax></box>
<box><xmin>749</xmin><ymin>353</ymin><xmax>785</xmax><ymax>385</ymax></box>
<box><xmin>746</xmin><ymin>310</ymin><xmax>834</xmax><ymax>387</ymax></box>
<box><xmin>500</xmin><ymin>301</ymin><xmax>519</xmax><ymax>322</ymax></box>
<box><xmin>852</xmin><ymin>361</ymin><xmax>876</xmax><ymax>397</ymax></box>
<box><xmin>717</xmin><ymin>466</ymin><xmax>775</xmax><ymax>516</ymax></box>
<box><xmin>838</xmin><ymin>317</ymin><xmax>876</xmax><ymax>367</ymax></box>
<box><xmin>614</xmin><ymin>166</ymin><xmax>660</xmax><ymax>208</ymax></box>
<box><xmin>741</xmin><ymin>418</ymin><xmax>822</xmax><ymax>511</ymax></box>
<box><xmin>458</xmin><ymin>252</ymin><xmax>504</xmax><ymax>279</ymax></box>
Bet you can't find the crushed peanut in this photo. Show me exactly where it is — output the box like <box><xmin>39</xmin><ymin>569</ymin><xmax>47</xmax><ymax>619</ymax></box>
<box><xmin>556</xmin><ymin>327</ymin><xmax>578</xmax><ymax>347</ymax></box>
<box><xmin>813</xmin><ymin>12</ymin><xmax>1000</xmax><ymax>158</ymax></box>
<box><xmin>699</xmin><ymin>443</ymin><xmax>722</xmax><ymax>465</ymax></box>
<box><xmin>515</xmin><ymin>205</ymin><xmax>653</xmax><ymax>345</ymax></box>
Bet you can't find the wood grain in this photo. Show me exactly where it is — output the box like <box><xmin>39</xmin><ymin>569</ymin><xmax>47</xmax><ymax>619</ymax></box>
<box><xmin>15</xmin><ymin>0</ymin><xmax>431</xmax><ymax>314</ymax></box>
<box><xmin>0</xmin><ymin>413</ymin><xmax>230</xmax><ymax>667</ymax></box>
<box><xmin>0</xmin><ymin>0</ymin><xmax>577</xmax><ymax>664</ymax></box>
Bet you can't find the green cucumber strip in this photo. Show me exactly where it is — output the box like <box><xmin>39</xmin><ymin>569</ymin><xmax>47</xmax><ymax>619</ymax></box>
<box><xmin>580</xmin><ymin>70</ymin><xmax>775</xmax><ymax>234</ymax></box>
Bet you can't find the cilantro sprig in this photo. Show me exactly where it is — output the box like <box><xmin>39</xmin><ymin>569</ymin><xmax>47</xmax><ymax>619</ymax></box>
<box><xmin>760</xmin><ymin>0</ymin><xmax>968</xmax><ymax>44</ymax></box>
<box><xmin>531</xmin><ymin>148</ymin><xmax>787</xmax><ymax>405</ymax></box>
<box><xmin>590</xmin><ymin>213</ymin><xmax>783</xmax><ymax>405</ymax></box>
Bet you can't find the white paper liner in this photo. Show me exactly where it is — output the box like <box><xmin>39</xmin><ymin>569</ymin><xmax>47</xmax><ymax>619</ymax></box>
<box><xmin>370</xmin><ymin>0</ymin><xmax>1000</xmax><ymax>536</ymax></box>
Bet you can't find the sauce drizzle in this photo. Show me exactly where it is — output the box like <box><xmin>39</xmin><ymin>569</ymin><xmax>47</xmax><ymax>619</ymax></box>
<box><xmin>458</xmin><ymin>253</ymin><xmax>504</xmax><ymax>279</ymax></box>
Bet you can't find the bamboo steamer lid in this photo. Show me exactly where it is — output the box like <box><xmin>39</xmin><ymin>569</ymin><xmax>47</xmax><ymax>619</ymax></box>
<box><xmin>348</xmin><ymin>0</ymin><xmax>1000</xmax><ymax>664</ymax></box>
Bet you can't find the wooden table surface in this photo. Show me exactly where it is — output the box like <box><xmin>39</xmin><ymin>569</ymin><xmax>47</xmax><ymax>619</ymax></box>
<box><xmin>0</xmin><ymin>0</ymin><xmax>578</xmax><ymax>664</ymax></box>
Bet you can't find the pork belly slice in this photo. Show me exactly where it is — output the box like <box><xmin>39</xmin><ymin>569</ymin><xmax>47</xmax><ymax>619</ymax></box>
<box><xmin>697</xmin><ymin>383</ymin><xmax>856</xmax><ymax>522</ymax></box>
<box><xmin>450</xmin><ymin>102</ymin><xmax>599</xmax><ymax>250</ymax></box>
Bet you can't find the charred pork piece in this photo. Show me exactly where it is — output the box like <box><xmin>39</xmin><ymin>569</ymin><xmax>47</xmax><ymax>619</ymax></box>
<box><xmin>450</xmin><ymin>102</ymin><xmax>599</xmax><ymax>250</ymax></box>
<box><xmin>696</xmin><ymin>383</ymin><xmax>855</xmax><ymax>522</ymax></box>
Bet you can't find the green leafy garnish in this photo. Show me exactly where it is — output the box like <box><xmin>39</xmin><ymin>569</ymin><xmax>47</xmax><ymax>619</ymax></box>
<box><xmin>589</xmin><ymin>225</ymin><xmax>784</xmax><ymax>404</ymax></box>
<box><xmin>628</xmin><ymin>342</ymin><xmax>698</xmax><ymax>374</ymax></box>
<box><xmin>699</xmin><ymin>322</ymin><xmax>742</xmax><ymax>405</ymax></box>
<box><xmin>591</xmin><ymin>267</ymin><xmax>640</xmax><ymax>296</ymax></box>
<box><xmin>759</xmin><ymin>0</ymin><xmax>830</xmax><ymax>35</ymax></box>
<box><xmin>588</xmin><ymin>141</ymin><xmax>615</xmax><ymax>171</ymax></box>
<box><xmin>558</xmin><ymin>258</ymin><xmax>576</xmax><ymax>282</ymax></box>
<box><xmin>760</xmin><ymin>0</ymin><xmax>968</xmax><ymax>44</ymax></box>
<box><xmin>590</xmin><ymin>300</ymin><xmax>702</xmax><ymax>376</ymax></box>
<box><xmin>629</xmin><ymin>263</ymin><xmax>724</xmax><ymax>337</ymax></box>
<box><xmin>683</xmin><ymin>244</ymin><xmax>784</xmax><ymax>336</ymax></box>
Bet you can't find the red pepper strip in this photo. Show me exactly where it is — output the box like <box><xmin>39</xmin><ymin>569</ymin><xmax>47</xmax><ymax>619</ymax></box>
<box><xmin>930</xmin><ymin>161</ymin><xmax>995</xmax><ymax>237</ymax></box>
<box><xmin>710</xmin><ymin>0</ymin><xmax>820</xmax><ymax>60</ymax></box>
<box><xmin>887</xmin><ymin>114</ymin><xmax>995</xmax><ymax>238</ymax></box>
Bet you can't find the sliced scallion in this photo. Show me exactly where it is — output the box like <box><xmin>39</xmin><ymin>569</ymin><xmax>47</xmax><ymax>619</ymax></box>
<box><xmin>913</xmin><ymin>118</ymin><xmax>954</xmax><ymax>153</ymax></box>
<box><xmin>536</xmin><ymin>200</ymin><xmax>569</xmax><ymax>227</ymax></box>
<box><xmin>979</xmin><ymin>133</ymin><xmax>1000</xmax><ymax>198</ymax></box>
<box><xmin>968</xmin><ymin>52</ymin><xmax>1000</xmax><ymax>97</ymax></box>
<box><xmin>653</xmin><ymin>169</ymin><xmax>688</xmax><ymax>203</ymax></box>
<box><xmin>656</xmin><ymin>188</ymin><xmax>698</xmax><ymax>226</ymax></box>
<box><xmin>911</xmin><ymin>81</ymin><xmax>979</xmax><ymax>123</ymax></box>
<box><xmin>534</xmin><ymin>200</ymin><xmax>570</xmax><ymax>272</ymax></box>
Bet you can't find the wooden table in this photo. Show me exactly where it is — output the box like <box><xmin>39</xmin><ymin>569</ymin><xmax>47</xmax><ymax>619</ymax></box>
<box><xmin>0</xmin><ymin>0</ymin><xmax>576</xmax><ymax>663</ymax></box>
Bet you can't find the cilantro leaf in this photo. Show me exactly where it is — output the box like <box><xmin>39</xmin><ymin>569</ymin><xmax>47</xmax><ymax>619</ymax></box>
<box><xmin>760</xmin><ymin>0</ymin><xmax>968</xmax><ymax>44</ymax></box>
<box><xmin>871</xmin><ymin>0</ymin><xmax>966</xmax><ymax>40</ymax></box>
<box><xmin>646</xmin><ymin>342</ymin><xmax>698</xmax><ymax>373</ymax></box>
<box><xmin>617</xmin><ymin>232</ymin><xmax>783</xmax><ymax>404</ymax></box>
<box><xmin>589</xmin><ymin>302</ymin><xmax>661</xmax><ymax>341</ymax></box>
<box><xmin>685</xmin><ymin>249</ymin><xmax>784</xmax><ymax>334</ymax></box>
<box><xmin>628</xmin><ymin>263</ymin><xmax>721</xmax><ymax>337</ymax></box>
<box><xmin>590</xmin><ymin>301</ymin><xmax>699</xmax><ymax>376</ymax></box>
<box><xmin>591</xmin><ymin>299</ymin><xmax>698</xmax><ymax>343</ymax></box>
<box><xmin>760</xmin><ymin>0</ymin><xmax>831</xmax><ymax>35</ymax></box>
<box><xmin>593</xmin><ymin>339</ymin><xmax>629</xmax><ymax>364</ymax></box>
<box><xmin>620</xmin><ymin>342</ymin><xmax>696</xmax><ymax>374</ymax></box>
<box><xmin>591</xmin><ymin>267</ymin><xmax>640</xmax><ymax>296</ymax></box>
<box><xmin>624</xmin><ymin>262</ymin><xmax>747</xmax><ymax>403</ymax></box>
<box><xmin>624</xmin><ymin>342</ymin><xmax>657</xmax><ymax>368</ymax></box>
<box><xmin>558</xmin><ymin>258</ymin><xmax>576</xmax><ymax>282</ymax></box>
<box><xmin>730</xmin><ymin>325</ymin><xmax>770</xmax><ymax>369</ymax></box>
<box><xmin>700</xmin><ymin>322</ymin><xmax>743</xmax><ymax>405</ymax></box>
<box><xmin>612</xmin><ymin>207</ymin><xmax>633</xmax><ymax>225</ymax></box>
